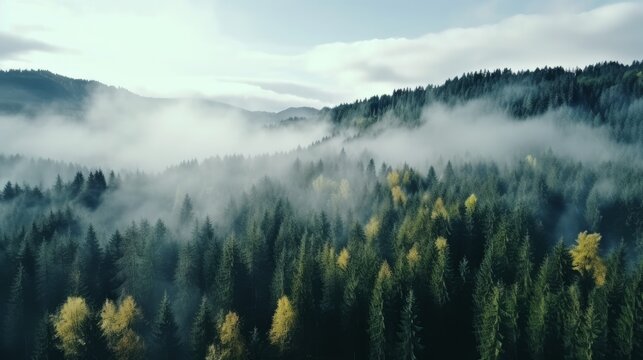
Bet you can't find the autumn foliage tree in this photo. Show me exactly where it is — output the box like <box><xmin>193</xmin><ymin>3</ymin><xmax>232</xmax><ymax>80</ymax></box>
<box><xmin>269</xmin><ymin>295</ymin><xmax>296</xmax><ymax>354</ymax></box>
<box><xmin>52</xmin><ymin>297</ymin><xmax>91</xmax><ymax>359</ymax></box>
<box><xmin>99</xmin><ymin>295</ymin><xmax>145</xmax><ymax>360</ymax></box>
<box><xmin>570</xmin><ymin>231</ymin><xmax>607</xmax><ymax>286</ymax></box>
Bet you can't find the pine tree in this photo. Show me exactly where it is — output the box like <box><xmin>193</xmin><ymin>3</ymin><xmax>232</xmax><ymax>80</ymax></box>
<box><xmin>396</xmin><ymin>290</ymin><xmax>422</xmax><ymax>360</ymax></box>
<box><xmin>527</xmin><ymin>267</ymin><xmax>549</xmax><ymax>360</ymax></box>
<box><xmin>53</xmin><ymin>175</ymin><xmax>64</xmax><ymax>197</ymax></box>
<box><xmin>216</xmin><ymin>235</ymin><xmax>237</xmax><ymax>313</ymax></box>
<box><xmin>291</xmin><ymin>235</ymin><xmax>314</xmax><ymax>353</ymax></box>
<box><xmin>180</xmin><ymin>194</ymin><xmax>195</xmax><ymax>227</ymax></box>
<box><xmin>501</xmin><ymin>283</ymin><xmax>519</xmax><ymax>358</ymax></box>
<box><xmin>243</xmin><ymin>220</ymin><xmax>270</xmax><ymax>328</ymax></box>
<box><xmin>32</xmin><ymin>313</ymin><xmax>64</xmax><ymax>360</ymax></box>
<box><xmin>478</xmin><ymin>285</ymin><xmax>503</xmax><ymax>360</ymax></box>
<box><xmin>69</xmin><ymin>172</ymin><xmax>84</xmax><ymax>198</ymax></box>
<box><xmin>79</xmin><ymin>225</ymin><xmax>102</xmax><ymax>305</ymax></box>
<box><xmin>3</xmin><ymin>264</ymin><xmax>31</xmax><ymax>358</ymax></box>
<box><xmin>191</xmin><ymin>297</ymin><xmax>215</xmax><ymax>360</ymax></box>
<box><xmin>613</xmin><ymin>269</ymin><xmax>640</xmax><ymax>359</ymax></box>
<box><xmin>152</xmin><ymin>292</ymin><xmax>181</xmax><ymax>360</ymax></box>
<box><xmin>431</xmin><ymin>236</ymin><xmax>451</xmax><ymax>306</ymax></box>
<box><xmin>100</xmin><ymin>230</ymin><xmax>123</xmax><ymax>301</ymax></box>
<box><xmin>369</xmin><ymin>262</ymin><xmax>392</xmax><ymax>360</ymax></box>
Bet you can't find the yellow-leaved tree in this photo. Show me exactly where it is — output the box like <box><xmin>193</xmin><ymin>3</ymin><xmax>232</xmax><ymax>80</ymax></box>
<box><xmin>365</xmin><ymin>216</ymin><xmax>381</xmax><ymax>242</ymax></box>
<box><xmin>391</xmin><ymin>186</ymin><xmax>407</xmax><ymax>206</ymax></box>
<box><xmin>406</xmin><ymin>243</ymin><xmax>421</xmax><ymax>271</ymax></box>
<box><xmin>216</xmin><ymin>311</ymin><xmax>246</xmax><ymax>360</ymax></box>
<box><xmin>53</xmin><ymin>296</ymin><xmax>91</xmax><ymax>359</ymax></box>
<box><xmin>387</xmin><ymin>170</ymin><xmax>407</xmax><ymax>206</ymax></box>
<box><xmin>337</xmin><ymin>248</ymin><xmax>350</xmax><ymax>271</ymax></box>
<box><xmin>387</xmin><ymin>171</ymin><xmax>400</xmax><ymax>188</ymax></box>
<box><xmin>99</xmin><ymin>295</ymin><xmax>145</xmax><ymax>360</ymax></box>
<box><xmin>465</xmin><ymin>193</ymin><xmax>478</xmax><ymax>216</ymax></box>
<box><xmin>569</xmin><ymin>231</ymin><xmax>607</xmax><ymax>286</ymax></box>
<box><xmin>432</xmin><ymin>237</ymin><xmax>451</xmax><ymax>306</ymax></box>
<box><xmin>431</xmin><ymin>197</ymin><xmax>449</xmax><ymax>220</ymax></box>
<box><xmin>269</xmin><ymin>295</ymin><xmax>296</xmax><ymax>353</ymax></box>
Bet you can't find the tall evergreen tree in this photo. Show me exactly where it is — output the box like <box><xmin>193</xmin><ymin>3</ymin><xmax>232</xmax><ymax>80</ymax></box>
<box><xmin>191</xmin><ymin>297</ymin><xmax>215</xmax><ymax>360</ymax></box>
<box><xmin>396</xmin><ymin>290</ymin><xmax>422</xmax><ymax>360</ymax></box>
<box><xmin>478</xmin><ymin>285</ymin><xmax>503</xmax><ymax>360</ymax></box>
<box><xmin>152</xmin><ymin>292</ymin><xmax>181</xmax><ymax>360</ymax></box>
<box><xmin>32</xmin><ymin>312</ymin><xmax>64</xmax><ymax>360</ymax></box>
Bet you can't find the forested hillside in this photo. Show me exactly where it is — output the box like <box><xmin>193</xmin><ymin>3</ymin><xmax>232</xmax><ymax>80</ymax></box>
<box><xmin>325</xmin><ymin>61</ymin><xmax>643</xmax><ymax>143</ymax></box>
<box><xmin>0</xmin><ymin>61</ymin><xmax>642</xmax><ymax>360</ymax></box>
<box><xmin>0</xmin><ymin>70</ymin><xmax>320</xmax><ymax>122</ymax></box>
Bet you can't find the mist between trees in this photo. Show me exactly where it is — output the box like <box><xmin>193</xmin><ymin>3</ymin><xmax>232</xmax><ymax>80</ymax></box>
<box><xmin>0</xmin><ymin>61</ymin><xmax>641</xmax><ymax>359</ymax></box>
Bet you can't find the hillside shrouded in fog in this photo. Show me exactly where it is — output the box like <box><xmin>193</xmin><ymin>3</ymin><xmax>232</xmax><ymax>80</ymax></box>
<box><xmin>1</xmin><ymin>1</ymin><xmax>643</xmax><ymax>360</ymax></box>
<box><xmin>0</xmin><ymin>60</ymin><xmax>642</xmax><ymax>360</ymax></box>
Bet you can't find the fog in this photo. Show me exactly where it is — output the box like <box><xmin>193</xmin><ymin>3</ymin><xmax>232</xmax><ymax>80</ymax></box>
<box><xmin>332</xmin><ymin>100</ymin><xmax>642</xmax><ymax>173</ymax></box>
<box><xmin>1</xmin><ymin>90</ymin><xmax>639</xmax><ymax>179</ymax></box>
<box><xmin>0</xmin><ymin>88</ymin><xmax>330</xmax><ymax>172</ymax></box>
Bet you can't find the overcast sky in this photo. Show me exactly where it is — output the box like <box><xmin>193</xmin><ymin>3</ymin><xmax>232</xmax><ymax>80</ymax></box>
<box><xmin>0</xmin><ymin>0</ymin><xmax>641</xmax><ymax>111</ymax></box>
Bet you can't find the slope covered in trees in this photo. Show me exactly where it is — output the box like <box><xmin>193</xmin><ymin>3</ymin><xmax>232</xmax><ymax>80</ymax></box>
<box><xmin>0</xmin><ymin>150</ymin><xmax>641</xmax><ymax>359</ymax></box>
<box><xmin>325</xmin><ymin>61</ymin><xmax>643</xmax><ymax>143</ymax></box>
<box><xmin>0</xmin><ymin>60</ymin><xmax>642</xmax><ymax>359</ymax></box>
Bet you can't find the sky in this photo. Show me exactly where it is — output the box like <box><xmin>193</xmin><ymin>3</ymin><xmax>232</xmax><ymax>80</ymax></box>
<box><xmin>0</xmin><ymin>0</ymin><xmax>642</xmax><ymax>111</ymax></box>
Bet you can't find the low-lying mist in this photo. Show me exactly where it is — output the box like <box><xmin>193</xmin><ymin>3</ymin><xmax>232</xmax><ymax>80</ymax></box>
<box><xmin>0</xmin><ymin>88</ymin><xmax>331</xmax><ymax>171</ymax></box>
<box><xmin>337</xmin><ymin>101</ymin><xmax>642</xmax><ymax>172</ymax></box>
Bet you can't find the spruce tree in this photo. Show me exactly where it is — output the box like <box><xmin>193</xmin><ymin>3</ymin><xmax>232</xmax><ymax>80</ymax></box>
<box><xmin>3</xmin><ymin>264</ymin><xmax>31</xmax><ymax>358</ymax></box>
<box><xmin>396</xmin><ymin>290</ymin><xmax>422</xmax><ymax>360</ymax></box>
<box><xmin>32</xmin><ymin>313</ymin><xmax>64</xmax><ymax>360</ymax></box>
<box><xmin>153</xmin><ymin>292</ymin><xmax>181</xmax><ymax>360</ymax></box>
<box><xmin>191</xmin><ymin>297</ymin><xmax>215</xmax><ymax>360</ymax></box>
<box><xmin>369</xmin><ymin>262</ymin><xmax>392</xmax><ymax>360</ymax></box>
<box><xmin>80</xmin><ymin>225</ymin><xmax>102</xmax><ymax>305</ymax></box>
<box><xmin>478</xmin><ymin>285</ymin><xmax>503</xmax><ymax>360</ymax></box>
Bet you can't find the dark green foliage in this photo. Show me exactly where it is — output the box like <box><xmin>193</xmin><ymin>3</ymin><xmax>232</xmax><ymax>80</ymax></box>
<box><xmin>191</xmin><ymin>297</ymin><xmax>214</xmax><ymax>360</ymax></box>
<box><xmin>153</xmin><ymin>292</ymin><xmax>181</xmax><ymax>360</ymax></box>
<box><xmin>0</xmin><ymin>61</ymin><xmax>641</xmax><ymax>359</ymax></box>
<box><xmin>397</xmin><ymin>290</ymin><xmax>422</xmax><ymax>360</ymax></box>
<box><xmin>32</xmin><ymin>313</ymin><xmax>64</xmax><ymax>360</ymax></box>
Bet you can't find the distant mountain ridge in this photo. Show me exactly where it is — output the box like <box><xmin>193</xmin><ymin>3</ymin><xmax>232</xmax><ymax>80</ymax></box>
<box><xmin>0</xmin><ymin>70</ymin><xmax>321</xmax><ymax>122</ymax></box>
<box><xmin>2</xmin><ymin>62</ymin><xmax>642</xmax><ymax>144</ymax></box>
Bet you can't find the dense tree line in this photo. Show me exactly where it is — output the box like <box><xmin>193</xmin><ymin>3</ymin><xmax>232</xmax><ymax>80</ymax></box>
<box><xmin>325</xmin><ymin>61</ymin><xmax>643</xmax><ymax>143</ymax></box>
<box><xmin>0</xmin><ymin>60</ymin><xmax>641</xmax><ymax>359</ymax></box>
<box><xmin>0</xmin><ymin>149</ymin><xmax>641</xmax><ymax>359</ymax></box>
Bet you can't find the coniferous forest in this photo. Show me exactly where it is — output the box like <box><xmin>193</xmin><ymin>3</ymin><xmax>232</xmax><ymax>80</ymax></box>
<box><xmin>0</xmin><ymin>61</ymin><xmax>642</xmax><ymax>360</ymax></box>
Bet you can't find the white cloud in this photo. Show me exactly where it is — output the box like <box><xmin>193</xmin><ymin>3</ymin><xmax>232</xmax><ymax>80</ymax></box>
<box><xmin>0</xmin><ymin>1</ymin><xmax>641</xmax><ymax>111</ymax></box>
<box><xmin>300</xmin><ymin>2</ymin><xmax>643</xmax><ymax>99</ymax></box>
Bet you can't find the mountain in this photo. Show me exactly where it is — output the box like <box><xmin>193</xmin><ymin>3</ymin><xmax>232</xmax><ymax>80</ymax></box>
<box><xmin>0</xmin><ymin>70</ymin><xmax>107</xmax><ymax>115</ymax></box>
<box><xmin>322</xmin><ymin>61</ymin><xmax>643</xmax><ymax>144</ymax></box>
<box><xmin>3</xmin><ymin>62</ymin><xmax>641</xmax><ymax>143</ymax></box>
<box><xmin>0</xmin><ymin>70</ymin><xmax>320</xmax><ymax>122</ymax></box>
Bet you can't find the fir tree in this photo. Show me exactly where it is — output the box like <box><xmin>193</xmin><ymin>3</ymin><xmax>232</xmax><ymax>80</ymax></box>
<box><xmin>396</xmin><ymin>290</ymin><xmax>422</xmax><ymax>360</ymax></box>
<box><xmin>152</xmin><ymin>292</ymin><xmax>181</xmax><ymax>360</ymax></box>
<box><xmin>191</xmin><ymin>297</ymin><xmax>215</xmax><ymax>360</ymax></box>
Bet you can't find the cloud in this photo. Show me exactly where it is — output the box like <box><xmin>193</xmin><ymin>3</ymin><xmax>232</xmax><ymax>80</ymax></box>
<box><xmin>0</xmin><ymin>33</ymin><xmax>57</xmax><ymax>60</ymax></box>
<box><xmin>234</xmin><ymin>79</ymin><xmax>339</xmax><ymax>104</ymax></box>
<box><xmin>301</xmin><ymin>2</ymin><xmax>643</xmax><ymax>99</ymax></box>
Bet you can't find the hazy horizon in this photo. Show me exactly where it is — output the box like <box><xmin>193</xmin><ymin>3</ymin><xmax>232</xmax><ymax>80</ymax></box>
<box><xmin>1</xmin><ymin>1</ymin><xmax>642</xmax><ymax>111</ymax></box>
